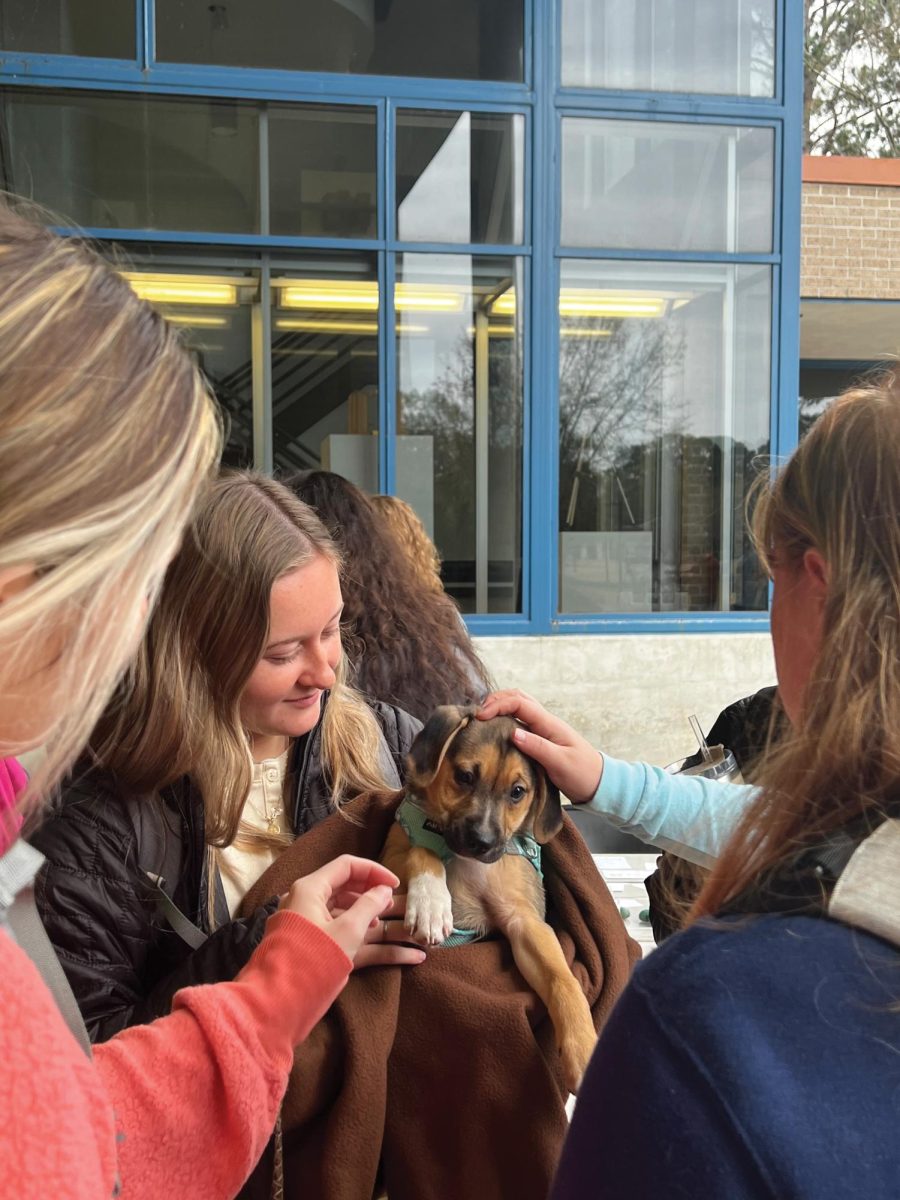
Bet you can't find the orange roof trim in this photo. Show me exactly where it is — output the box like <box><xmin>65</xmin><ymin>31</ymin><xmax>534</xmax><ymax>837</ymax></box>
<box><xmin>803</xmin><ymin>155</ymin><xmax>900</xmax><ymax>187</ymax></box>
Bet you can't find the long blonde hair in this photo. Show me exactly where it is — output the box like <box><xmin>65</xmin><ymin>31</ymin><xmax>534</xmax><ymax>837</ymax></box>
<box><xmin>91</xmin><ymin>471</ymin><xmax>392</xmax><ymax>850</ymax></box>
<box><xmin>694</xmin><ymin>377</ymin><xmax>900</xmax><ymax>918</ymax></box>
<box><xmin>0</xmin><ymin>204</ymin><xmax>220</xmax><ymax>815</ymax></box>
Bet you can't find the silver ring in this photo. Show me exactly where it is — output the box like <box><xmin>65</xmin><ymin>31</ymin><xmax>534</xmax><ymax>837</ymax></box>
<box><xmin>382</xmin><ymin>919</ymin><xmax>388</xmax><ymax>940</ymax></box>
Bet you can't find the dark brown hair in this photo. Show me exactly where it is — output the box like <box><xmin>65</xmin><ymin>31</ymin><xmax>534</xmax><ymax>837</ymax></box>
<box><xmin>283</xmin><ymin>470</ymin><xmax>493</xmax><ymax>722</ymax></box>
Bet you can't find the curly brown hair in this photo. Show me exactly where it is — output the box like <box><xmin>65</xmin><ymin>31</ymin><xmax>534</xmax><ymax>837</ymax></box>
<box><xmin>283</xmin><ymin>471</ymin><xmax>493</xmax><ymax>722</ymax></box>
<box><xmin>369</xmin><ymin>494</ymin><xmax>443</xmax><ymax>596</ymax></box>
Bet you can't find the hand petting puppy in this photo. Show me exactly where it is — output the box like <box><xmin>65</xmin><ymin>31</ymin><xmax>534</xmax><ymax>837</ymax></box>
<box><xmin>478</xmin><ymin>690</ymin><xmax>604</xmax><ymax>806</ymax></box>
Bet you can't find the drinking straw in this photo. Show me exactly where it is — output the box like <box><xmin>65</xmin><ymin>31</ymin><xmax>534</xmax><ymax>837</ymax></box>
<box><xmin>689</xmin><ymin>714</ymin><xmax>713</xmax><ymax>762</ymax></box>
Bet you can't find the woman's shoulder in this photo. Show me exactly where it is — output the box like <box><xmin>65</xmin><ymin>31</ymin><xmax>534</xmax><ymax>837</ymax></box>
<box><xmin>631</xmin><ymin>912</ymin><xmax>900</xmax><ymax>1042</ymax></box>
<box><xmin>30</xmin><ymin>762</ymin><xmax>192</xmax><ymax>871</ymax></box>
<box><xmin>32</xmin><ymin>762</ymin><xmax>135</xmax><ymax>845</ymax></box>
<box><xmin>611</xmin><ymin>914</ymin><xmax>900</xmax><ymax>1196</ymax></box>
<box><xmin>365</xmin><ymin>697</ymin><xmax>423</xmax><ymax>755</ymax></box>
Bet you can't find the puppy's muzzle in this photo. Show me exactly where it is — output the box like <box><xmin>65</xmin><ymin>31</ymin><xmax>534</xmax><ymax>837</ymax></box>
<box><xmin>445</xmin><ymin>817</ymin><xmax>506</xmax><ymax>863</ymax></box>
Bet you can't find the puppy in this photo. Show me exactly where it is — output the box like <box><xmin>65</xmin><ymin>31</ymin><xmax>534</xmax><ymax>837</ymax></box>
<box><xmin>382</xmin><ymin>705</ymin><xmax>597</xmax><ymax>1093</ymax></box>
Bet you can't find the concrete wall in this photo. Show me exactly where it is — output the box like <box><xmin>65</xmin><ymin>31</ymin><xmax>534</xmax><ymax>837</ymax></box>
<box><xmin>473</xmin><ymin>632</ymin><xmax>776</xmax><ymax>768</ymax></box>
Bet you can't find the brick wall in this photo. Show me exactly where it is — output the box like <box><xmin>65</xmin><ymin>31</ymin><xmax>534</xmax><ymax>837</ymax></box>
<box><xmin>802</xmin><ymin>181</ymin><xmax>900</xmax><ymax>299</ymax></box>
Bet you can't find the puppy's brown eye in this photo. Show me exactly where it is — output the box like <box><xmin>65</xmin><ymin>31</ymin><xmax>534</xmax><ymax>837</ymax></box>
<box><xmin>510</xmin><ymin>785</ymin><xmax>526</xmax><ymax>803</ymax></box>
<box><xmin>455</xmin><ymin>767</ymin><xmax>475</xmax><ymax>788</ymax></box>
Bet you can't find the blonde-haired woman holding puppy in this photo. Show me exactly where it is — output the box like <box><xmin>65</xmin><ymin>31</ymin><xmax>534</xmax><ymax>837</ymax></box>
<box><xmin>31</xmin><ymin>471</ymin><xmax>423</xmax><ymax>1040</ymax></box>
<box><xmin>0</xmin><ymin>204</ymin><xmax>403</xmax><ymax>1200</ymax></box>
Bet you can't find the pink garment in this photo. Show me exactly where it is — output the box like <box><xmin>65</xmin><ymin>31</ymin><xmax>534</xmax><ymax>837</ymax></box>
<box><xmin>0</xmin><ymin>756</ymin><xmax>25</xmax><ymax>854</ymax></box>
<box><xmin>0</xmin><ymin>906</ymin><xmax>351</xmax><ymax>1199</ymax></box>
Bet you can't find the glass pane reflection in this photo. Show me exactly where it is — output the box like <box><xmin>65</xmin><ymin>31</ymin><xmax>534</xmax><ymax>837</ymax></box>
<box><xmin>0</xmin><ymin>89</ymin><xmax>258</xmax><ymax>233</ymax></box>
<box><xmin>561</xmin><ymin>118</ymin><xmax>774</xmax><ymax>253</ymax></box>
<box><xmin>269</xmin><ymin>105</ymin><xmax>376</xmax><ymax>238</ymax></box>
<box><xmin>0</xmin><ymin>0</ymin><xmax>135</xmax><ymax>58</ymax></box>
<box><xmin>156</xmin><ymin>0</ymin><xmax>523</xmax><ymax>82</ymax></box>
<box><xmin>397</xmin><ymin>111</ymin><xmax>524</xmax><ymax>245</ymax></box>
<box><xmin>557</xmin><ymin>260</ymin><xmax>771</xmax><ymax>615</ymax></box>
<box><xmin>396</xmin><ymin>254</ymin><xmax>524</xmax><ymax>614</ymax></box>
<box><xmin>121</xmin><ymin>266</ymin><xmax>258</xmax><ymax>469</ymax></box>
<box><xmin>270</xmin><ymin>256</ymin><xmax>379</xmax><ymax>478</ymax></box>
<box><xmin>561</xmin><ymin>0</ymin><xmax>775</xmax><ymax>97</ymax></box>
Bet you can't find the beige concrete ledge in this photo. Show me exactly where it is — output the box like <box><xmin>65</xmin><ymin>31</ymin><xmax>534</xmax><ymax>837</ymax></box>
<box><xmin>473</xmin><ymin>632</ymin><xmax>776</xmax><ymax>768</ymax></box>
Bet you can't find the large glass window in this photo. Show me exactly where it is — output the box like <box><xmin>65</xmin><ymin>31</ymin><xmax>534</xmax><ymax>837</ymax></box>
<box><xmin>557</xmin><ymin>260</ymin><xmax>771</xmax><ymax>615</ymax></box>
<box><xmin>396</xmin><ymin>254</ymin><xmax>524</xmax><ymax>613</ymax></box>
<box><xmin>0</xmin><ymin>90</ymin><xmax>259</xmax><ymax>233</ymax></box>
<box><xmin>156</xmin><ymin>0</ymin><xmax>524</xmax><ymax>82</ymax></box>
<box><xmin>270</xmin><ymin>256</ymin><xmax>379</xmax><ymax>476</ymax></box>
<box><xmin>561</xmin><ymin>0</ymin><xmax>775</xmax><ymax>97</ymax></box>
<box><xmin>396</xmin><ymin>111</ymin><xmax>525</xmax><ymax>245</ymax></box>
<box><xmin>561</xmin><ymin>118</ymin><xmax>774</xmax><ymax>253</ymax></box>
<box><xmin>269</xmin><ymin>105</ymin><xmax>376</xmax><ymax>238</ymax></box>
<box><xmin>0</xmin><ymin>0</ymin><xmax>134</xmax><ymax>58</ymax></box>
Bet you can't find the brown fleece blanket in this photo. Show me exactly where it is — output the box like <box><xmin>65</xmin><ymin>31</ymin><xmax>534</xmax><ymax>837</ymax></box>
<box><xmin>241</xmin><ymin>791</ymin><xmax>640</xmax><ymax>1200</ymax></box>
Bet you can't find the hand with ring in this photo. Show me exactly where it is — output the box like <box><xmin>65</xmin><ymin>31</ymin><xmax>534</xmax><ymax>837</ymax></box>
<box><xmin>327</xmin><ymin>889</ymin><xmax>426</xmax><ymax>971</ymax></box>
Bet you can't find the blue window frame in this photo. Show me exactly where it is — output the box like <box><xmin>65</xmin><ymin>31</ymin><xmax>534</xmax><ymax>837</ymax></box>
<box><xmin>0</xmin><ymin>0</ymin><xmax>802</xmax><ymax>635</ymax></box>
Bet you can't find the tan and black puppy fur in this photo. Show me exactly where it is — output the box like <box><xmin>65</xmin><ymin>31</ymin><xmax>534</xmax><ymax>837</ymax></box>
<box><xmin>382</xmin><ymin>705</ymin><xmax>598</xmax><ymax>1093</ymax></box>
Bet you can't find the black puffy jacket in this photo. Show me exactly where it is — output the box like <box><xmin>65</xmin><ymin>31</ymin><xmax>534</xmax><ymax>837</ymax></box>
<box><xmin>30</xmin><ymin>694</ymin><xmax>420</xmax><ymax>1043</ymax></box>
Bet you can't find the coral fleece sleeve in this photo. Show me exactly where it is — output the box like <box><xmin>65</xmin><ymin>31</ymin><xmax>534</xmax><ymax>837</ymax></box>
<box><xmin>96</xmin><ymin>910</ymin><xmax>351</xmax><ymax>1200</ymax></box>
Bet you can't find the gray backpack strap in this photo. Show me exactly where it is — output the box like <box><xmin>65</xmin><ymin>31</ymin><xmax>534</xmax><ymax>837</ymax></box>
<box><xmin>141</xmin><ymin>870</ymin><xmax>207</xmax><ymax>950</ymax></box>
<box><xmin>0</xmin><ymin>841</ymin><xmax>92</xmax><ymax>1057</ymax></box>
<box><xmin>125</xmin><ymin>792</ymin><xmax>208</xmax><ymax>950</ymax></box>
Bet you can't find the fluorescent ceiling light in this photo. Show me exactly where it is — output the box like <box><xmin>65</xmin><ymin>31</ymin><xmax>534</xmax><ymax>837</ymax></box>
<box><xmin>491</xmin><ymin>292</ymin><xmax>518</xmax><ymax>316</ymax></box>
<box><xmin>492</xmin><ymin>287</ymin><xmax>667</xmax><ymax>319</ymax></box>
<box><xmin>276</xmin><ymin>317</ymin><xmax>378</xmax><ymax>334</ymax></box>
<box><xmin>559</xmin><ymin>293</ymin><xmax>666</xmax><ymax>318</ymax></box>
<box><xmin>275</xmin><ymin>318</ymin><xmax>429</xmax><ymax>335</ymax></box>
<box><xmin>123</xmin><ymin>273</ymin><xmax>239</xmax><ymax>306</ymax></box>
<box><xmin>276</xmin><ymin>279</ymin><xmax>465</xmax><ymax>314</ymax></box>
<box><xmin>280</xmin><ymin>281</ymin><xmax>378</xmax><ymax>311</ymax></box>
<box><xmin>168</xmin><ymin>314</ymin><xmax>230</xmax><ymax>329</ymax></box>
<box><xmin>395</xmin><ymin>286</ymin><xmax>463</xmax><ymax>312</ymax></box>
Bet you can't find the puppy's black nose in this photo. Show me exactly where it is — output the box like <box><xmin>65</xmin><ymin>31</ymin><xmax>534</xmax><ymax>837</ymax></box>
<box><xmin>464</xmin><ymin>825</ymin><xmax>495</xmax><ymax>855</ymax></box>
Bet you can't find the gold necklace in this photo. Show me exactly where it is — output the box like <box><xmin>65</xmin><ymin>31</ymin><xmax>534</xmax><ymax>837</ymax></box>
<box><xmin>259</xmin><ymin>752</ymin><xmax>286</xmax><ymax>835</ymax></box>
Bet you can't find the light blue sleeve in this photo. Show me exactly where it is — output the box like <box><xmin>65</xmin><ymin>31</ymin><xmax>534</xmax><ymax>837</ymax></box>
<box><xmin>587</xmin><ymin>756</ymin><xmax>760</xmax><ymax>866</ymax></box>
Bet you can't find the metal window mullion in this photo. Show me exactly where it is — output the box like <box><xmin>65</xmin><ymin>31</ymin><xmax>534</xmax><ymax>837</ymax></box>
<box><xmin>137</xmin><ymin>0</ymin><xmax>152</xmax><ymax>69</ymax></box>
<box><xmin>520</xmin><ymin>0</ymin><xmax>557</xmax><ymax>634</ymax></box>
<box><xmin>252</xmin><ymin>259</ymin><xmax>273</xmax><ymax>474</ymax></box>
<box><xmin>717</xmin><ymin>133</ymin><xmax>738</xmax><ymax>614</ymax></box>
<box><xmin>258</xmin><ymin>104</ymin><xmax>270</xmax><ymax>236</ymax></box>
<box><xmin>474</xmin><ymin>310</ymin><xmax>490</xmax><ymax>612</ymax></box>
<box><xmin>381</xmin><ymin>99</ymin><xmax>397</xmax><ymax>495</ymax></box>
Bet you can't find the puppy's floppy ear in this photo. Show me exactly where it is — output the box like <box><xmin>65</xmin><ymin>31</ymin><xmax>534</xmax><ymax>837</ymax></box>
<box><xmin>405</xmin><ymin>705</ymin><xmax>475</xmax><ymax>790</ymax></box>
<box><xmin>530</xmin><ymin>766</ymin><xmax>563</xmax><ymax>844</ymax></box>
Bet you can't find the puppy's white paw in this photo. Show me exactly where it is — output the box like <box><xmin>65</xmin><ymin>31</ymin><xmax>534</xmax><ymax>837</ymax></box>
<box><xmin>405</xmin><ymin>874</ymin><xmax>454</xmax><ymax>946</ymax></box>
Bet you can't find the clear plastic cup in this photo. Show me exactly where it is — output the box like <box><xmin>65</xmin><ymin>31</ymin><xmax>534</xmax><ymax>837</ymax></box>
<box><xmin>665</xmin><ymin>744</ymin><xmax>744</xmax><ymax>786</ymax></box>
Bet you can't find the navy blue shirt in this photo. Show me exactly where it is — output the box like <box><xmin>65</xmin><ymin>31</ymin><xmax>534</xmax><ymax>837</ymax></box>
<box><xmin>552</xmin><ymin>914</ymin><xmax>900</xmax><ymax>1199</ymax></box>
